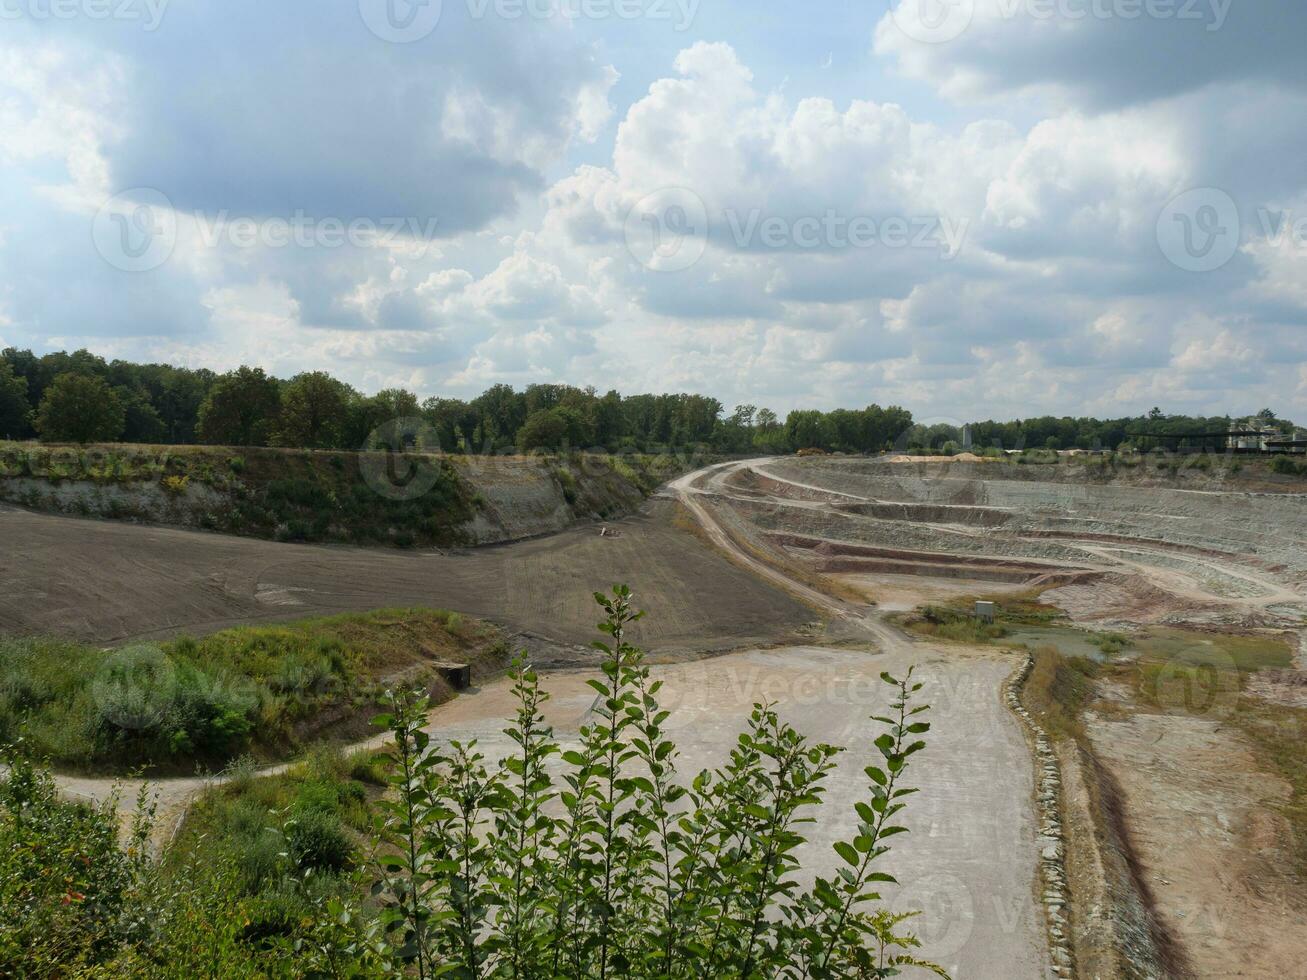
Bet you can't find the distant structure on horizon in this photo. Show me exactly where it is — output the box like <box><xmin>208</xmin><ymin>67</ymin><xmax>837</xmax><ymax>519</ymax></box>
<box><xmin>1226</xmin><ymin>419</ymin><xmax>1307</xmax><ymax>454</ymax></box>
<box><xmin>1227</xmin><ymin>420</ymin><xmax>1280</xmax><ymax>452</ymax></box>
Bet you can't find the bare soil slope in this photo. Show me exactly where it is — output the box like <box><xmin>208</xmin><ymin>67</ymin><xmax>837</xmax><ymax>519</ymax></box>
<box><xmin>0</xmin><ymin>499</ymin><xmax>813</xmax><ymax>655</ymax></box>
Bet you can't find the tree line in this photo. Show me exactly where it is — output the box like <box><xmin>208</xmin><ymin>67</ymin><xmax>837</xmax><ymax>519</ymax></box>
<box><xmin>959</xmin><ymin>407</ymin><xmax>1295</xmax><ymax>452</ymax></box>
<box><xmin>0</xmin><ymin>348</ymin><xmax>914</xmax><ymax>454</ymax></box>
<box><xmin>0</xmin><ymin>347</ymin><xmax>1291</xmax><ymax>454</ymax></box>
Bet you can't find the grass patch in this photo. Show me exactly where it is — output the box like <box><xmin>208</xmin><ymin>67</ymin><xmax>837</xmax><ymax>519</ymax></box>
<box><xmin>172</xmin><ymin>744</ymin><xmax>383</xmax><ymax>897</ymax></box>
<box><xmin>899</xmin><ymin>605</ymin><xmax>1010</xmax><ymax>643</ymax></box>
<box><xmin>1129</xmin><ymin>626</ymin><xmax>1293</xmax><ymax>672</ymax></box>
<box><xmin>0</xmin><ymin>608</ymin><xmax>505</xmax><ymax>772</ymax></box>
<box><xmin>1022</xmin><ymin>648</ymin><xmax>1101</xmax><ymax>740</ymax></box>
<box><xmin>893</xmin><ymin>591</ymin><xmax>1065</xmax><ymax>644</ymax></box>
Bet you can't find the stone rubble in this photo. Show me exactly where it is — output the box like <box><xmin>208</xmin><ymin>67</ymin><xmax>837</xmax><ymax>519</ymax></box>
<box><xmin>1005</xmin><ymin>653</ymin><xmax>1077</xmax><ymax>979</ymax></box>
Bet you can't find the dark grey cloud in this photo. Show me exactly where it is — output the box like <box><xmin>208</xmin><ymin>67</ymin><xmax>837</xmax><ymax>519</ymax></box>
<box><xmin>877</xmin><ymin>0</ymin><xmax>1307</xmax><ymax>109</ymax></box>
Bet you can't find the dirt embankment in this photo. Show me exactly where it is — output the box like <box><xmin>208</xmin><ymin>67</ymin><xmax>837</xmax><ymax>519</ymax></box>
<box><xmin>0</xmin><ymin>442</ymin><xmax>687</xmax><ymax>549</ymax></box>
<box><xmin>1082</xmin><ymin>708</ymin><xmax>1307</xmax><ymax>978</ymax></box>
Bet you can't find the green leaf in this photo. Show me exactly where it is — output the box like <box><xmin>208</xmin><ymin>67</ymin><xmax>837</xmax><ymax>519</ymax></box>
<box><xmin>833</xmin><ymin>841</ymin><xmax>859</xmax><ymax>866</ymax></box>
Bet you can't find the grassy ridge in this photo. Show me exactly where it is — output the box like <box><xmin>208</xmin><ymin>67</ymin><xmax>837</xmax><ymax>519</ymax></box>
<box><xmin>0</xmin><ymin>609</ymin><xmax>505</xmax><ymax>772</ymax></box>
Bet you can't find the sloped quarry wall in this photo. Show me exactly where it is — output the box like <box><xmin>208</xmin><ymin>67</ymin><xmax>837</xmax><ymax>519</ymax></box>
<box><xmin>0</xmin><ymin>443</ymin><xmax>673</xmax><ymax>549</ymax></box>
<box><xmin>453</xmin><ymin>455</ymin><xmax>648</xmax><ymax>545</ymax></box>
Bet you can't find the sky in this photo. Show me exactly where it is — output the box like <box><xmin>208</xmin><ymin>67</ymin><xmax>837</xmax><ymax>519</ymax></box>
<box><xmin>1</xmin><ymin>0</ymin><xmax>1305</xmax><ymax>423</ymax></box>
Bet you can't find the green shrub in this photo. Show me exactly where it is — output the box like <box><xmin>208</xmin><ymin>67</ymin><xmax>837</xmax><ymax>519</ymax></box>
<box><xmin>0</xmin><ymin>752</ymin><xmax>147</xmax><ymax>973</ymax></box>
<box><xmin>286</xmin><ymin>806</ymin><xmax>352</xmax><ymax>874</ymax></box>
<box><xmin>370</xmin><ymin>587</ymin><xmax>945</xmax><ymax>979</ymax></box>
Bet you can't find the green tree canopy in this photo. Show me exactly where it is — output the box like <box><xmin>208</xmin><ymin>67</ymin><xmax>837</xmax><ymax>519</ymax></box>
<box><xmin>33</xmin><ymin>372</ymin><xmax>125</xmax><ymax>444</ymax></box>
<box><xmin>516</xmin><ymin>408</ymin><xmax>569</xmax><ymax>451</ymax></box>
<box><xmin>351</xmin><ymin>387</ymin><xmax>422</xmax><ymax>448</ymax></box>
<box><xmin>276</xmin><ymin>371</ymin><xmax>355</xmax><ymax>448</ymax></box>
<box><xmin>0</xmin><ymin>360</ymin><xmax>31</xmax><ymax>439</ymax></box>
<box><xmin>196</xmin><ymin>366</ymin><xmax>281</xmax><ymax>447</ymax></box>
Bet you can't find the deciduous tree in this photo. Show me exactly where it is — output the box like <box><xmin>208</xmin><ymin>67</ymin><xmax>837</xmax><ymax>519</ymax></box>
<box><xmin>34</xmin><ymin>372</ymin><xmax>125</xmax><ymax>444</ymax></box>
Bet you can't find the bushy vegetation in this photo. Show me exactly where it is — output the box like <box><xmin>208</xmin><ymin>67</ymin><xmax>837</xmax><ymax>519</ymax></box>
<box><xmin>0</xmin><ymin>745</ymin><xmax>388</xmax><ymax>978</ymax></box>
<box><xmin>1022</xmin><ymin>650</ymin><xmax>1101</xmax><ymax>740</ymax></box>
<box><xmin>0</xmin><ymin>751</ymin><xmax>154</xmax><ymax>972</ymax></box>
<box><xmin>0</xmin><ymin>609</ymin><xmax>503</xmax><ymax>771</ymax></box>
<box><xmin>896</xmin><ymin>594</ymin><xmax>1064</xmax><ymax>645</ymax></box>
<box><xmin>171</xmin><ymin>744</ymin><xmax>381</xmax><ymax>910</ymax></box>
<box><xmin>1270</xmin><ymin>454</ymin><xmax>1307</xmax><ymax>476</ymax></box>
<box><xmin>904</xmin><ymin>605</ymin><xmax>1010</xmax><ymax>644</ymax></box>
<box><xmin>1</xmin><ymin>588</ymin><xmax>950</xmax><ymax>978</ymax></box>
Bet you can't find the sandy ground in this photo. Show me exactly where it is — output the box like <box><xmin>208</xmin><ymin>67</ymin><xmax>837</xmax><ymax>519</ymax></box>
<box><xmin>1086</xmin><ymin>710</ymin><xmax>1307</xmax><ymax>977</ymax></box>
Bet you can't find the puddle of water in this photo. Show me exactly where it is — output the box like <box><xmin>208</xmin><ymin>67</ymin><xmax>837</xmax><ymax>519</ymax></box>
<box><xmin>1000</xmin><ymin>626</ymin><xmax>1114</xmax><ymax>661</ymax></box>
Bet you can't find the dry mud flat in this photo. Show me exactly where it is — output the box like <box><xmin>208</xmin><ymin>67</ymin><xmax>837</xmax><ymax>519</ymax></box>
<box><xmin>0</xmin><ymin>499</ymin><xmax>813</xmax><ymax>656</ymax></box>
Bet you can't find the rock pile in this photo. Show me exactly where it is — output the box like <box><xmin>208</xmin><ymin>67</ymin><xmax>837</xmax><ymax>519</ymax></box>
<box><xmin>1005</xmin><ymin>654</ymin><xmax>1076</xmax><ymax>978</ymax></box>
